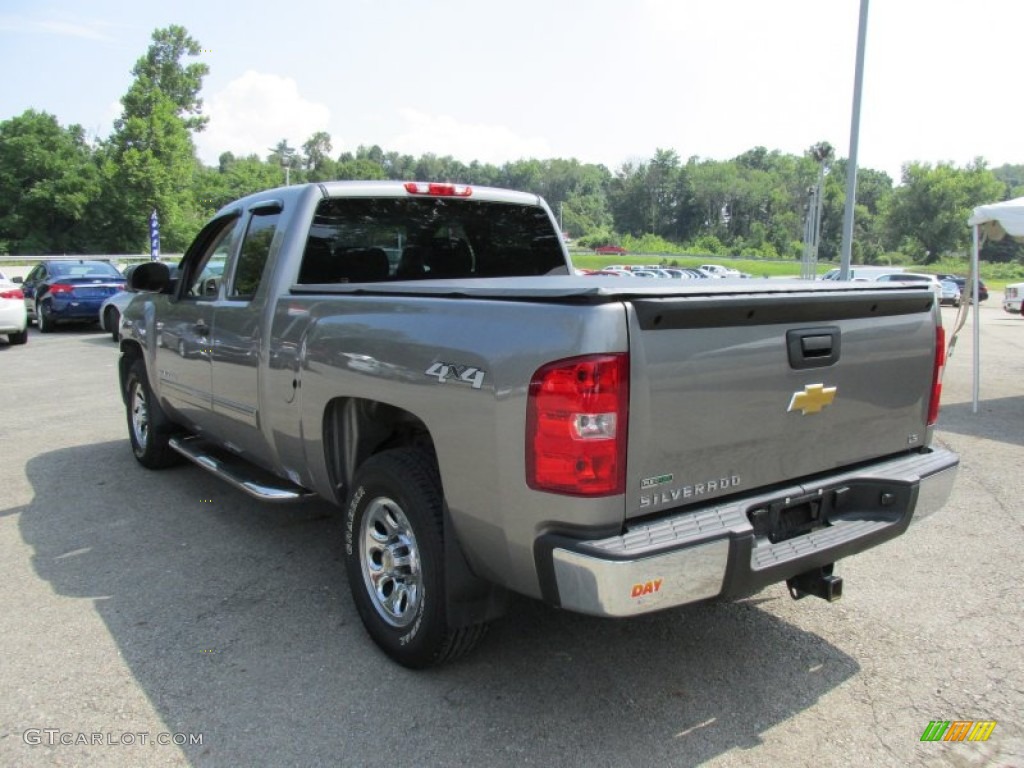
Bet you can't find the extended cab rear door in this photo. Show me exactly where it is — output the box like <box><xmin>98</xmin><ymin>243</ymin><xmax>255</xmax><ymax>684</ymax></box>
<box><xmin>208</xmin><ymin>202</ymin><xmax>282</xmax><ymax>460</ymax></box>
<box><xmin>154</xmin><ymin>213</ymin><xmax>243</xmax><ymax>428</ymax></box>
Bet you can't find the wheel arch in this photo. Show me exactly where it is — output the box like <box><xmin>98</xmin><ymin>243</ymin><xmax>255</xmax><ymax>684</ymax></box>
<box><xmin>322</xmin><ymin>396</ymin><xmax>435</xmax><ymax>503</ymax></box>
<box><xmin>323</xmin><ymin>397</ymin><xmax>510</xmax><ymax>628</ymax></box>
<box><xmin>118</xmin><ymin>341</ymin><xmax>145</xmax><ymax>405</ymax></box>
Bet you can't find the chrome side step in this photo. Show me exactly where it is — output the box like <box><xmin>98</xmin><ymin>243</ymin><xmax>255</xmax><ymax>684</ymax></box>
<box><xmin>169</xmin><ymin>436</ymin><xmax>316</xmax><ymax>503</ymax></box>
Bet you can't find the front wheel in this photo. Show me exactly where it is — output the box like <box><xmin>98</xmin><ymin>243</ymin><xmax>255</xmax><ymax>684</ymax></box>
<box><xmin>125</xmin><ymin>359</ymin><xmax>181</xmax><ymax>468</ymax></box>
<box><xmin>105</xmin><ymin>307</ymin><xmax>120</xmax><ymax>342</ymax></box>
<box><xmin>344</xmin><ymin>447</ymin><xmax>486</xmax><ymax>668</ymax></box>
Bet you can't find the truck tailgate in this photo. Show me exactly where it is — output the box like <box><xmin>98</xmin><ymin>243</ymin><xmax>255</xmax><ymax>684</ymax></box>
<box><xmin>625</xmin><ymin>288</ymin><xmax>939</xmax><ymax>518</ymax></box>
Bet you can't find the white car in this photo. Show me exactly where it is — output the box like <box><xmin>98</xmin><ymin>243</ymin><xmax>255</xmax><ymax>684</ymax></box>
<box><xmin>873</xmin><ymin>272</ymin><xmax>941</xmax><ymax>285</ymax></box>
<box><xmin>821</xmin><ymin>266</ymin><xmax>904</xmax><ymax>281</ymax></box>
<box><xmin>98</xmin><ymin>289</ymin><xmax>137</xmax><ymax>342</ymax></box>
<box><xmin>0</xmin><ymin>271</ymin><xmax>29</xmax><ymax>345</ymax></box>
<box><xmin>697</xmin><ymin>264</ymin><xmax>742</xmax><ymax>278</ymax></box>
<box><xmin>1004</xmin><ymin>282</ymin><xmax>1024</xmax><ymax>314</ymax></box>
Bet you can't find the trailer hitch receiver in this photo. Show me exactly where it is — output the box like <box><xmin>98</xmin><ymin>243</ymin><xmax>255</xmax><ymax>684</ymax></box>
<box><xmin>787</xmin><ymin>564</ymin><xmax>843</xmax><ymax>602</ymax></box>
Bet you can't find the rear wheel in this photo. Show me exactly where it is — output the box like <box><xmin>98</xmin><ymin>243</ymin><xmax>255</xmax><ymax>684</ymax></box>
<box><xmin>36</xmin><ymin>301</ymin><xmax>53</xmax><ymax>333</ymax></box>
<box><xmin>8</xmin><ymin>328</ymin><xmax>27</xmax><ymax>345</ymax></box>
<box><xmin>344</xmin><ymin>447</ymin><xmax>487</xmax><ymax>668</ymax></box>
<box><xmin>125</xmin><ymin>359</ymin><xmax>180</xmax><ymax>468</ymax></box>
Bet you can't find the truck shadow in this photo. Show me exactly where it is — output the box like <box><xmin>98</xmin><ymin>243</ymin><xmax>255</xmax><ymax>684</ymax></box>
<box><xmin>936</xmin><ymin>396</ymin><xmax>1024</xmax><ymax>448</ymax></box>
<box><xmin>19</xmin><ymin>442</ymin><xmax>858</xmax><ymax>767</ymax></box>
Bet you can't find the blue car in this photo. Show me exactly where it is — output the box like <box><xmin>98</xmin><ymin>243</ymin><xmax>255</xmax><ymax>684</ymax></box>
<box><xmin>18</xmin><ymin>260</ymin><xmax>126</xmax><ymax>333</ymax></box>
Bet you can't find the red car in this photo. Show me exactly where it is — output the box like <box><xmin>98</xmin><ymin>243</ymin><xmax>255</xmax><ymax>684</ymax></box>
<box><xmin>594</xmin><ymin>245</ymin><xmax>627</xmax><ymax>255</ymax></box>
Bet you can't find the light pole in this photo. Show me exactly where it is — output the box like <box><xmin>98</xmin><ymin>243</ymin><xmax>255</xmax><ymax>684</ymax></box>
<box><xmin>269</xmin><ymin>142</ymin><xmax>296</xmax><ymax>186</ymax></box>
<box><xmin>839</xmin><ymin>0</ymin><xmax>870</xmax><ymax>278</ymax></box>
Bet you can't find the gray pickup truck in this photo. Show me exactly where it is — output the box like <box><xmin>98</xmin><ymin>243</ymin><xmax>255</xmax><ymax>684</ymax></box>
<box><xmin>119</xmin><ymin>181</ymin><xmax>958</xmax><ymax>667</ymax></box>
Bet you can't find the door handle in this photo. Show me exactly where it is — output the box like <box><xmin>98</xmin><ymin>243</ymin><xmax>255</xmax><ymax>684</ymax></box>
<box><xmin>787</xmin><ymin>327</ymin><xmax>840</xmax><ymax>369</ymax></box>
<box><xmin>194</xmin><ymin>319</ymin><xmax>209</xmax><ymax>335</ymax></box>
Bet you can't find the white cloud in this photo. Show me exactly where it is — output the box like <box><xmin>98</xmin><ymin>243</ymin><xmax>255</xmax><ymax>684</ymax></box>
<box><xmin>195</xmin><ymin>71</ymin><xmax>331</xmax><ymax>165</ymax></box>
<box><xmin>389</xmin><ymin>108</ymin><xmax>552</xmax><ymax>165</ymax></box>
<box><xmin>0</xmin><ymin>13</ymin><xmax>117</xmax><ymax>40</ymax></box>
<box><xmin>37</xmin><ymin>20</ymin><xmax>112</xmax><ymax>40</ymax></box>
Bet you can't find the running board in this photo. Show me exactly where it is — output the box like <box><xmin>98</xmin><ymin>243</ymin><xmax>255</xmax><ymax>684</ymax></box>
<box><xmin>169</xmin><ymin>436</ymin><xmax>316</xmax><ymax>503</ymax></box>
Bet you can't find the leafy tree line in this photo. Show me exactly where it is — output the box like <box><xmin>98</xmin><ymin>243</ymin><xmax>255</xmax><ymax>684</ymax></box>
<box><xmin>1</xmin><ymin>25</ymin><xmax>1021</xmax><ymax>267</ymax></box>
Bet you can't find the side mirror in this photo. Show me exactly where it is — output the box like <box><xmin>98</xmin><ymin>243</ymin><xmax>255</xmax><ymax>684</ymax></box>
<box><xmin>12</xmin><ymin>276</ymin><xmax>23</xmax><ymax>284</ymax></box>
<box><xmin>130</xmin><ymin>261</ymin><xmax>172</xmax><ymax>292</ymax></box>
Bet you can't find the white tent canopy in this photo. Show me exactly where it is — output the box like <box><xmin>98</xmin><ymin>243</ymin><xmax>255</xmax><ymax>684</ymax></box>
<box><xmin>969</xmin><ymin>196</ymin><xmax>1024</xmax><ymax>240</ymax></box>
<box><xmin>962</xmin><ymin>196</ymin><xmax>1024</xmax><ymax>411</ymax></box>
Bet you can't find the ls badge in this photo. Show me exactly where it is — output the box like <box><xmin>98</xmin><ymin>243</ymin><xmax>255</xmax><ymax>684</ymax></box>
<box><xmin>788</xmin><ymin>383</ymin><xmax>837</xmax><ymax>415</ymax></box>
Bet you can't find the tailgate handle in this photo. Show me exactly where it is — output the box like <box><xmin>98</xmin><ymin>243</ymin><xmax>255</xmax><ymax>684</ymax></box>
<box><xmin>787</xmin><ymin>327</ymin><xmax>840</xmax><ymax>369</ymax></box>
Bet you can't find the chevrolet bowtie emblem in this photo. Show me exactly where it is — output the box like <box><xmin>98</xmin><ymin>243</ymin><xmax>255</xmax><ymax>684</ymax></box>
<box><xmin>788</xmin><ymin>383</ymin><xmax>837</xmax><ymax>415</ymax></box>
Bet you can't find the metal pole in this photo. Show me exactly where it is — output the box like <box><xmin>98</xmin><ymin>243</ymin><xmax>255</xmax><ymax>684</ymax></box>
<box><xmin>839</xmin><ymin>0</ymin><xmax>869</xmax><ymax>279</ymax></box>
<box><xmin>971</xmin><ymin>224</ymin><xmax>980</xmax><ymax>413</ymax></box>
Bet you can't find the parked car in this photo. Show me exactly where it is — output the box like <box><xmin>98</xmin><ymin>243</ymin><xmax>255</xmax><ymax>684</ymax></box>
<box><xmin>821</xmin><ymin>266</ymin><xmax>904</xmax><ymax>281</ymax></box>
<box><xmin>698</xmin><ymin>264</ymin><xmax>742</xmax><ymax>278</ymax></box>
<box><xmin>17</xmin><ymin>260</ymin><xmax>126</xmax><ymax>332</ymax></box>
<box><xmin>594</xmin><ymin>245</ymin><xmax>627</xmax><ymax>255</ymax></box>
<box><xmin>0</xmin><ymin>273</ymin><xmax>28</xmax><ymax>345</ymax></box>
<box><xmin>938</xmin><ymin>280</ymin><xmax>962</xmax><ymax>307</ymax></box>
<box><xmin>873</xmin><ymin>272</ymin><xmax>941</xmax><ymax>285</ymax></box>
<box><xmin>99</xmin><ymin>290</ymin><xmax>138</xmax><ymax>342</ymax></box>
<box><xmin>936</xmin><ymin>274</ymin><xmax>988</xmax><ymax>302</ymax></box>
<box><xmin>1004</xmin><ymin>282</ymin><xmax>1024</xmax><ymax>314</ymax></box>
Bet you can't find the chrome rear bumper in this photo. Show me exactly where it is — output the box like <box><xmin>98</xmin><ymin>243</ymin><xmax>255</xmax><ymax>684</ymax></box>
<box><xmin>547</xmin><ymin>448</ymin><xmax>958</xmax><ymax>617</ymax></box>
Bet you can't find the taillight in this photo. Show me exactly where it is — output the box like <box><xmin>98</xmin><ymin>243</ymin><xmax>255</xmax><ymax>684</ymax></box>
<box><xmin>526</xmin><ymin>353</ymin><xmax>628</xmax><ymax>496</ymax></box>
<box><xmin>927</xmin><ymin>325</ymin><xmax>945</xmax><ymax>426</ymax></box>
<box><xmin>0</xmin><ymin>287</ymin><xmax>23</xmax><ymax>299</ymax></box>
<box><xmin>49</xmin><ymin>283</ymin><xmax>76</xmax><ymax>295</ymax></box>
<box><xmin>403</xmin><ymin>182</ymin><xmax>472</xmax><ymax>197</ymax></box>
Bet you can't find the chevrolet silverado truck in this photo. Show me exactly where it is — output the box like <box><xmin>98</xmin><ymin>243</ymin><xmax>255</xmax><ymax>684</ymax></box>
<box><xmin>118</xmin><ymin>181</ymin><xmax>959</xmax><ymax>668</ymax></box>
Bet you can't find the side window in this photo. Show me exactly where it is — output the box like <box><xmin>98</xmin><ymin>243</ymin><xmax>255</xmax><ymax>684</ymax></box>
<box><xmin>183</xmin><ymin>216</ymin><xmax>244</xmax><ymax>299</ymax></box>
<box><xmin>229</xmin><ymin>211</ymin><xmax>281</xmax><ymax>299</ymax></box>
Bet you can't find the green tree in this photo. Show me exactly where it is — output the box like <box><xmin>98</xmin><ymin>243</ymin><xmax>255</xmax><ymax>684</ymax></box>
<box><xmin>0</xmin><ymin>110</ymin><xmax>102</xmax><ymax>254</ymax></box>
<box><xmin>122</xmin><ymin>24</ymin><xmax>209</xmax><ymax>133</ymax></box>
<box><xmin>100</xmin><ymin>25</ymin><xmax>210</xmax><ymax>252</ymax></box>
<box><xmin>302</xmin><ymin>131</ymin><xmax>335</xmax><ymax>180</ymax></box>
<box><xmin>335</xmin><ymin>157</ymin><xmax>388</xmax><ymax>180</ymax></box>
<box><xmin>883</xmin><ymin>160</ymin><xmax>1005</xmax><ymax>262</ymax></box>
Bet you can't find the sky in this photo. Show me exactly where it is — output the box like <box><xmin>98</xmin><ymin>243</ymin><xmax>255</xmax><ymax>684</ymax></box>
<box><xmin>1</xmin><ymin>0</ymin><xmax>1022</xmax><ymax>184</ymax></box>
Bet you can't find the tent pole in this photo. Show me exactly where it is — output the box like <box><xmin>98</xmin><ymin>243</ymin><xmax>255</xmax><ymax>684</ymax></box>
<box><xmin>972</xmin><ymin>224</ymin><xmax>980</xmax><ymax>413</ymax></box>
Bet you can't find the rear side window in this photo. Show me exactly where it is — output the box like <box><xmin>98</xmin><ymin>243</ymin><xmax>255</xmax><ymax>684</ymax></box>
<box><xmin>230</xmin><ymin>211</ymin><xmax>281</xmax><ymax>298</ymax></box>
<box><xmin>297</xmin><ymin>197</ymin><xmax>567</xmax><ymax>284</ymax></box>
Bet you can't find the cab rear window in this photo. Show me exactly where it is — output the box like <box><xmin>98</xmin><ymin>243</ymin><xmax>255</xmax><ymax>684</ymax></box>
<box><xmin>297</xmin><ymin>197</ymin><xmax>567</xmax><ymax>284</ymax></box>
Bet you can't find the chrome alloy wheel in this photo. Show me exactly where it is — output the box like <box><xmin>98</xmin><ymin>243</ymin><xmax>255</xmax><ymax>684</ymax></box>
<box><xmin>359</xmin><ymin>497</ymin><xmax>422</xmax><ymax>628</ymax></box>
<box><xmin>130</xmin><ymin>382</ymin><xmax>150</xmax><ymax>451</ymax></box>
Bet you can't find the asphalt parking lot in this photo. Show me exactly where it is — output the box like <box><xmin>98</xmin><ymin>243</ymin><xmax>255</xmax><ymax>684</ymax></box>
<box><xmin>1</xmin><ymin>299</ymin><xmax>1022</xmax><ymax>768</ymax></box>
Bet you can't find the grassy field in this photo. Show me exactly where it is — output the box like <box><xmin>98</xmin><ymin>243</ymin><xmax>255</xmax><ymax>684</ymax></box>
<box><xmin>568</xmin><ymin>252</ymin><xmax>1024</xmax><ymax>288</ymax></box>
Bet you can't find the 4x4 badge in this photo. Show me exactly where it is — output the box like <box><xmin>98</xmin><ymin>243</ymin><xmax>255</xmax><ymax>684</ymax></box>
<box><xmin>788</xmin><ymin>383</ymin><xmax>837</xmax><ymax>415</ymax></box>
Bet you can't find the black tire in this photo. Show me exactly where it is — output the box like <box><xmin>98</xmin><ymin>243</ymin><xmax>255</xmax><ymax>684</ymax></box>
<box><xmin>106</xmin><ymin>307</ymin><xmax>120</xmax><ymax>342</ymax></box>
<box><xmin>36</xmin><ymin>301</ymin><xmax>53</xmax><ymax>333</ymax></box>
<box><xmin>8</xmin><ymin>328</ymin><xmax>28</xmax><ymax>345</ymax></box>
<box><xmin>344</xmin><ymin>447</ymin><xmax>487</xmax><ymax>668</ymax></box>
<box><xmin>125</xmin><ymin>358</ymin><xmax>181</xmax><ymax>468</ymax></box>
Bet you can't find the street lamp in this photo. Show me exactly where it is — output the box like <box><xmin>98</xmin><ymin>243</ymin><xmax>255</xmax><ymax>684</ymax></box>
<box><xmin>269</xmin><ymin>143</ymin><xmax>297</xmax><ymax>186</ymax></box>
